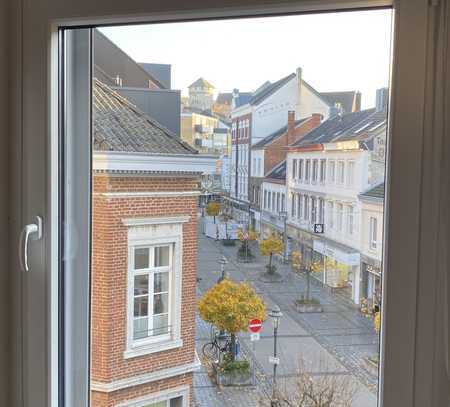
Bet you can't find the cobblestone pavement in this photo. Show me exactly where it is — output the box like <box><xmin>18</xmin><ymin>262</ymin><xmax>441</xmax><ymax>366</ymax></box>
<box><xmin>193</xmin><ymin>221</ymin><xmax>380</xmax><ymax>406</ymax></box>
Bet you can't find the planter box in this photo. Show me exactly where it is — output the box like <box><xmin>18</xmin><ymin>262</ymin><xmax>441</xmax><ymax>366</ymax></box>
<box><xmin>213</xmin><ymin>363</ymin><xmax>253</xmax><ymax>387</ymax></box>
<box><xmin>222</xmin><ymin>239</ymin><xmax>236</xmax><ymax>246</ymax></box>
<box><xmin>294</xmin><ymin>300</ymin><xmax>323</xmax><ymax>313</ymax></box>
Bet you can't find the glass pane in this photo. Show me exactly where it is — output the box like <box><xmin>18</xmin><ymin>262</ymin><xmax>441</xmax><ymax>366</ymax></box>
<box><xmin>133</xmin><ymin>318</ymin><xmax>148</xmax><ymax>340</ymax></box>
<box><xmin>143</xmin><ymin>401</ymin><xmax>167</xmax><ymax>407</ymax></box>
<box><xmin>154</xmin><ymin>272</ymin><xmax>169</xmax><ymax>293</ymax></box>
<box><xmin>134</xmin><ymin>247</ymin><xmax>150</xmax><ymax>269</ymax></box>
<box><xmin>153</xmin><ymin>314</ymin><xmax>169</xmax><ymax>336</ymax></box>
<box><xmin>153</xmin><ymin>293</ymin><xmax>169</xmax><ymax>315</ymax></box>
<box><xmin>154</xmin><ymin>246</ymin><xmax>170</xmax><ymax>267</ymax></box>
<box><xmin>134</xmin><ymin>296</ymin><xmax>148</xmax><ymax>317</ymax></box>
<box><xmin>134</xmin><ymin>275</ymin><xmax>149</xmax><ymax>296</ymax></box>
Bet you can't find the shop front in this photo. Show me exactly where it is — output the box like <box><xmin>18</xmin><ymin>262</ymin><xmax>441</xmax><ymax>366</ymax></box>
<box><xmin>360</xmin><ymin>256</ymin><xmax>382</xmax><ymax>311</ymax></box>
<box><xmin>313</xmin><ymin>239</ymin><xmax>361</xmax><ymax>305</ymax></box>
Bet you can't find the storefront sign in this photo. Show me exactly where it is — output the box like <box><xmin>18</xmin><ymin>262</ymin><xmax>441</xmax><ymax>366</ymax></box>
<box><xmin>313</xmin><ymin>240</ymin><xmax>360</xmax><ymax>266</ymax></box>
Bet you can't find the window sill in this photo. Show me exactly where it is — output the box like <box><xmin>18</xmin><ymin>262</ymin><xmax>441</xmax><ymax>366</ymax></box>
<box><xmin>124</xmin><ymin>338</ymin><xmax>183</xmax><ymax>359</ymax></box>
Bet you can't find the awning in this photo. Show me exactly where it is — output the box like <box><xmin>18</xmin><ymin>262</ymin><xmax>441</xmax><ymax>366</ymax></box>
<box><xmin>313</xmin><ymin>240</ymin><xmax>360</xmax><ymax>266</ymax></box>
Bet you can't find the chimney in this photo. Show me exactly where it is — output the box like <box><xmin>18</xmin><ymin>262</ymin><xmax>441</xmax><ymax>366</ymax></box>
<box><xmin>287</xmin><ymin>111</ymin><xmax>296</xmax><ymax>145</ymax></box>
<box><xmin>354</xmin><ymin>91</ymin><xmax>362</xmax><ymax>112</ymax></box>
<box><xmin>375</xmin><ymin>87</ymin><xmax>389</xmax><ymax>111</ymax></box>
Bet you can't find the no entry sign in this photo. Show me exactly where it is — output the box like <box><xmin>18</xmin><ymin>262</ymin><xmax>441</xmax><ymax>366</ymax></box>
<box><xmin>248</xmin><ymin>319</ymin><xmax>262</xmax><ymax>333</ymax></box>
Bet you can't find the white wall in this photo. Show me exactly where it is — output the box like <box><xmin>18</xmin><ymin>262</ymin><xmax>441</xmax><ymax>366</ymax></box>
<box><xmin>251</xmin><ymin>149</ymin><xmax>264</xmax><ymax>177</ymax></box>
<box><xmin>360</xmin><ymin>200</ymin><xmax>384</xmax><ymax>262</ymax></box>
<box><xmin>298</xmin><ymin>83</ymin><xmax>331</xmax><ymax>120</ymax></box>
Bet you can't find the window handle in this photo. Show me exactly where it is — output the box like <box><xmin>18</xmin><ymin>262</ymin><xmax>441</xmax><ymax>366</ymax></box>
<box><xmin>19</xmin><ymin>216</ymin><xmax>43</xmax><ymax>272</ymax></box>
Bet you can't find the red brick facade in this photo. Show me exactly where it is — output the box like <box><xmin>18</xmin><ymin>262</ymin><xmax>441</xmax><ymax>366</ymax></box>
<box><xmin>91</xmin><ymin>173</ymin><xmax>199</xmax><ymax>406</ymax></box>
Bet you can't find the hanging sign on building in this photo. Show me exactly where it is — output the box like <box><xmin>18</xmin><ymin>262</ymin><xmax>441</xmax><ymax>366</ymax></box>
<box><xmin>313</xmin><ymin>223</ymin><xmax>324</xmax><ymax>234</ymax></box>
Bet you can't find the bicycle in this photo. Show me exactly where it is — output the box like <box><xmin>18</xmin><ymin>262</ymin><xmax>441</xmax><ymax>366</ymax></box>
<box><xmin>202</xmin><ymin>330</ymin><xmax>233</xmax><ymax>360</ymax></box>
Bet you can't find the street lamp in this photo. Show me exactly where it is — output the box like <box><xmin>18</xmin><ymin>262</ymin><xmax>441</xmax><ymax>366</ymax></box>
<box><xmin>269</xmin><ymin>305</ymin><xmax>283</xmax><ymax>407</ymax></box>
<box><xmin>279</xmin><ymin>211</ymin><xmax>288</xmax><ymax>263</ymax></box>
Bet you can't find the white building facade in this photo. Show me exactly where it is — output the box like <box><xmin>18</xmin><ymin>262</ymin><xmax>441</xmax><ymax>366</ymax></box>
<box><xmin>229</xmin><ymin>67</ymin><xmax>332</xmax><ymax>222</ymax></box>
<box><xmin>285</xmin><ymin>108</ymin><xmax>387</xmax><ymax>305</ymax></box>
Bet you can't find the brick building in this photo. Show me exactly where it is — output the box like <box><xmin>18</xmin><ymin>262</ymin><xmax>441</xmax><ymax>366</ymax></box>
<box><xmin>91</xmin><ymin>80</ymin><xmax>215</xmax><ymax>407</ymax></box>
<box><xmin>249</xmin><ymin>111</ymin><xmax>322</xmax><ymax>231</ymax></box>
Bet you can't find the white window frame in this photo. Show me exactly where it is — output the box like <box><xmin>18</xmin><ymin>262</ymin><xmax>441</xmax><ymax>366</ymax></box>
<box><xmin>347</xmin><ymin>205</ymin><xmax>354</xmax><ymax>235</ymax></box>
<box><xmin>347</xmin><ymin>160</ymin><xmax>355</xmax><ymax>186</ymax></box>
<box><xmin>116</xmin><ymin>385</ymin><xmax>190</xmax><ymax>407</ymax></box>
<box><xmin>370</xmin><ymin>216</ymin><xmax>378</xmax><ymax>251</ymax></box>
<box><xmin>298</xmin><ymin>158</ymin><xmax>304</xmax><ymax>180</ymax></box>
<box><xmin>14</xmin><ymin>2</ymin><xmax>449</xmax><ymax>407</ymax></box>
<box><xmin>337</xmin><ymin>160</ymin><xmax>345</xmax><ymax>184</ymax></box>
<box><xmin>123</xmin><ymin>217</ymin><xmax>186</xmax><ymax>358</ymax></box>
<box><xmin>328</xmin><ymin>159</ymin><xmax>336</xmax><ymax>183</ymax></box>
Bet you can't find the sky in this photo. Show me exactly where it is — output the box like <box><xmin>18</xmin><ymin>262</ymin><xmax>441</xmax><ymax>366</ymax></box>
<box><xmin>100</xmin><ymin>9</ymin><xmax>392</xmax><ymax>108</ymax></box>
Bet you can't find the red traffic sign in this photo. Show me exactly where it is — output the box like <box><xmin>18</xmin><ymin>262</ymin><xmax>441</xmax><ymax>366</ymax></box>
<box><xmin>248</xmin><ymin>319</ymin><xmax>262</xmax><ymax>333</ymax></box>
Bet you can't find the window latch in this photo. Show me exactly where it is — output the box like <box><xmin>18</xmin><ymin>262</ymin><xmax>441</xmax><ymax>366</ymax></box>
<box><xmin>19</xmin><ymin>216</ymin><xmax>43</xmax><ymax>272</ymax></box>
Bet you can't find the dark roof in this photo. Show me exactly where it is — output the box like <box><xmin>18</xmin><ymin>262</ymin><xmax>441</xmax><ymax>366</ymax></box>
<box><xmin>252</xmin><ymin>118</ymin><xmax>308</xmax><ymax>149</ymax></box>
<box><xmin>266</xmin><ymin>160</ymin><xmax>286</xmax><ymax>181</ymax></box>
<box><xmin>234</xmin><ymin>92</ymin><xmax>252</xmax><ymax>108</ymax></box>
<box><xmin>360</xmin><ymin>182</ymin><xmax>385</xmax><ymax>200</ymax></box>
<box><xmin>188</xmin><ymin>77</ymin><xmax>215</xmax><ymax>89</ymax></box>
<box><xmin>216</xmin><ymin>92</ymin><xmax>233</xmax><ymax>105</ymax></box>
<box><xmin>320</xmin><ymin>91</ymin><xmax>360</xmax><ymax>113</ymax></box>
<box><xmin>249</xmin><ymin>73</ymin><xmax>296</xmax><ymax>105</ymax></box>
<box><xmin>139</xmin><ymin>63</ymin><xmax>171</xmax><ymax>89</ymax></box>
<box><xmin>292</xmin><ymin>108</ymin><xmax>386</xmax><ymax>147</ymax></box>
<box><xmin>93</xmin><ymin>79</ymin><xmax>197</xmax><ymax>155</ymax></box>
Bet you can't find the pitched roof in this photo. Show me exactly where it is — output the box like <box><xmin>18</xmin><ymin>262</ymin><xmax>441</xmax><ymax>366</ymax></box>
<box><xmin>93</xmin><ymin>79</ymin><xmax>197</xmax><ymax>155</ymax></box>
<box><xmin>188</xmin><ymin>77</ymin><xmax>215</xmax><ymax>89</ymax></box>
<box><xmin>216</xmin><ymin>92</ymin><xmax>233</xmax><ymax>105</ymax></box>
<box><xmin>182</xmin><ymin>106</ymin><xmax>217</xmax><ymax>119</ymax></box>
<box><xmin>266</xmin><ymin>160</ymin><xmax>286</xmax><ymax>181</ymax></box>
<box><xmin>360</xmin><ymin>182</ymin><xmax>385</xmax><ymax>200</ymax></box>
<box><xmin>292</xmin><ymin>108</ymin><xmax>385</xmax><ymax>147</ymax></box>
<box><xmin>249</xmin><ymin>73</ymin><xmax>296</xmax><ymax>105</ymax></box>
<box><xmin>234</xmin><ymin>92</ymin><xmax>253</xmax><ymax>108</ymax></box>
<box><xmin>320</xmin><ymin>91</ymin><xmax>360</xmax><ymax>113</ymax></box>
<box><xmin>252</xmin><ymin>118</ymin><xmax>308</xmax><ymax>149</ymax></box>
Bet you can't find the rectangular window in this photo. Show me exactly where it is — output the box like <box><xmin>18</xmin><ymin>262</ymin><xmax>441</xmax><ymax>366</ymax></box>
<box><xmin>305</xmin><ymin>159</ymin><xmax>311</xmax><ymax>182</ymax></box>
<box><xmin>328</xmin><ymin>160</ymin><xmax>335</xmax><ymax>183</ymax></box>
<box><xmin>298</xmin><ymin>194</ymin><xmax>303</xmax><ymax>219</ymax></box>
<box><xmin>276</xmin><ymin>192</ymin><xmax>280</xmax><ymax>212</ymax></box>
<box><xmin>327</xmin><ymin>201</ymin><xmax>334</xmax><ymax>229</ymax></box>
<box><xmin>337</xmin><ymin>160</ymin><xmax>345</xmax><ymax>184</ymax></box>
<box><xmin>298</xmin><ymin>159</ymin><xmax>304</xmax><ymax>180</ymax></box>
<box><xmin>304</xmin><ymin>196</ymin><xmax>310</xmax><ymax>221</ymax></box>
<box><xmin>292</xmin><ymin>159</ymin><xmax>297</xmax><ymax>179</ymax></box>
<box><xmin>268</xmin><ymin>191</ymin><xmax>271</xmax><ymax>210</ymax></box>
<box><xmin>272</xmin><ymin>191</ymin><xmax>276</xmax><ymax>212</ymax></box>
<box><xmin>318</xmin><ymin>198</ymin><xmax>325</xmax><ymax>224</ymax></box>
<box><xmin>347</xmin><ymin>205</ymin><xmax>354</xmax><ymax>235</ymax></box>
<box><xmin>337</xmin><ymin>203</ymin><xmax>344</xmax><ymax>231</ymax></box>
<box><xmin>291</xmin><ymin>193</ymin><xmax>297</xmax><ymax>217</ymax></box>
<box><xmin>312</xmin><ymin>159</ymin><xmax>318</xmax><ymax>183</ymax></box>
<box><xmin>311</xmin><ymin>197</ymin><xmax>317</xmax><ymax>223</ymax></box>
<box><xmin>370</xmin><ymin>216</ymin><xmax>378</xmax><ymax>249</ymax></box>
<box><xmin>320</xmin><ymin>159</ymin><xmax>326</xmax><ymax>183</ymax></box>
<box><xmin>281</xmin><ymin>194</ymin><xmax>285</xmax><ymax>212</ymax></box>
<box><xmin>264</xmin><ymin>190</ymin><xmax>268</xmax><ymax>209</ymax></box>
<box><xmin>347</xmin><ymin>160</ymin><xmax>355</xmax><ymax>186</ymax></box>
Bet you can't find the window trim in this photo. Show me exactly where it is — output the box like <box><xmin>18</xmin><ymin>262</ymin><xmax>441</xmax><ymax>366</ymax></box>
<box><xmin>13</xmin><ymin>1</ymin><xmax>447</xmax><ymax>407</ymax></box>
<box><xmin>116</xmin><ymin>385</ymin><xmax>190</xmax><ymax>407</ymax></box>
<box><xmin>123</xmin><ymin>217</ymin><xmax>186</xmax><ymax>359</ymax></box>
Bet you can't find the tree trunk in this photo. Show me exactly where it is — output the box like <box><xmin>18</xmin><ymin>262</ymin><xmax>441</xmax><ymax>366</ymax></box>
<box><xmin>230</xmin><ymin>333</ymin><xmax>237</xmax><ymax>361</ymax></box>
<box><xmin>213</xmin><ymin>215</ymin><xmax>216</xmax><ymax>224</ymax></box>
<box><xmin>306</xmin><ymin>269</ymin><xmax>311</xmax><ymax>301</ymax></box>
<box><xmin>268</xmin><ymin>253</ymin><xmax>273</xmax><ymax>274</ymax></box>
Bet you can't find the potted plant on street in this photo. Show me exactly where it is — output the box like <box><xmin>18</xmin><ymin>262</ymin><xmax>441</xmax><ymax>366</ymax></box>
<box><xmin>221</xmin><ymin>211</ymin><xmax>235</xmax><ymax>246</ymax></box>
<box><xmin>366</xmin><ymin>310</ymin><xmax>381</xmax><ymax>373</ymax></box>
<box><xmin>259</xmin><ymin>233</ymin><xmax>284</xmax><ymax>279</ymax></box>
<box><xmin>291</xmin><ymin>251</ymin><xmax>323</xmax><ymax>313</ymax></box>
<box><xmin>236</xmin><ymin>227</ymin><xmax>257</xmax><ymax>262</ymax></box>
<box><xmin>198</xmin><ymin>279</ymin><xmax>265</xmax><ymax>386</ymax></box>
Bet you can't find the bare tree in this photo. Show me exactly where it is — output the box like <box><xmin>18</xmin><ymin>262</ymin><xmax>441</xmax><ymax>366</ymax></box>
<box><xmin>261</xmin><ymin>357</ymin><xmax>356</xmax><ymax>407</ymax></box>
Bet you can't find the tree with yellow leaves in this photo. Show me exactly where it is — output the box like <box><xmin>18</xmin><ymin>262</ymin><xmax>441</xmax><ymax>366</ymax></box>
<box><xmin>198</xmin><ymin>279</ymin><xmax>266</xmax><ymax>360</ymax></box>
<box><xmin>206</xmin><ymin>201</ymin><xmax>220</xmax><ymax>224</ymax></box>
<box><xmin>260</xmin><ymin>233</ymin><xmax>284</xmax><ymax>274</ymax></box>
